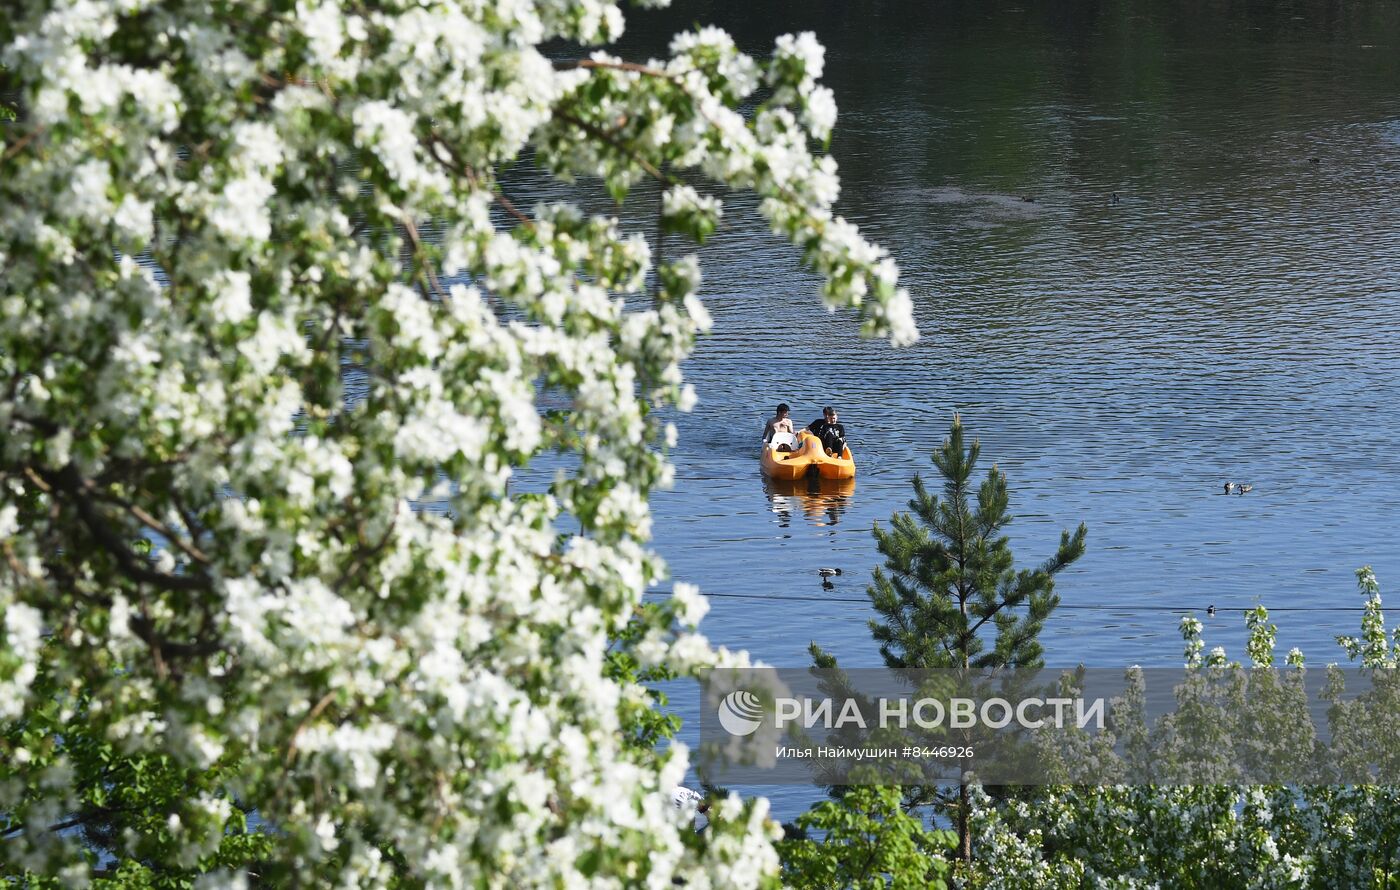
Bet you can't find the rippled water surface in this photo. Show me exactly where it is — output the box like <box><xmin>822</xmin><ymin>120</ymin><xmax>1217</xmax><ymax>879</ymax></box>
<box><xmin>519</xmin><ymin>0</ymin><xmax>1400</xmax><ymax>814</ymax></box>
<box><xmin>557</xmin><ymin>0</ymin><xmax>1400</xmax><ymax>675</ymax></box>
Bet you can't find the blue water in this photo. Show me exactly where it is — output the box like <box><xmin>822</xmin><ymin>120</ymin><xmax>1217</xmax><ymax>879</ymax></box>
<box><xmin>619</xmin><ymin>0</ymin><xmax>1400</xmax><ymax>672</ymax></box>
<box><xmin>463</xmin><ymin>0</ymin><xmax>1400</xmax><ymax>820</ymax></box>
<box><xmin>555</xmin><ymin>0</ymin><xmax>1400</xmax><ymax>819</ymax></box>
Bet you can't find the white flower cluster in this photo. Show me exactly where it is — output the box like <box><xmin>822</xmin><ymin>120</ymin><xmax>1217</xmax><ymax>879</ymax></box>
<box><xmin>769</xmin><ymin>32</ymin><xmax>836</xmax><ymax>141</ymax></box>
<box><xmin>532</xmin><ymin>28</ymin><xmax>920</xmax><ymax>346</ymax></box>
<box><xmin>0</xmin><ymin>601</ymin><xmax>42</xmax><ymax>721</ymax></box>
<box><xmin>0</xmin><ymin>0</ymin><xmax>915</xmax><ymax>884</ymax></box>
<box><xmin>661</xmin><ymin>184</ymin><xmax>724</xmax><ymax>246</ymax></box>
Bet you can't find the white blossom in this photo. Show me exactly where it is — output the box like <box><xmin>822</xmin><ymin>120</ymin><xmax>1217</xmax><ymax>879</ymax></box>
<box><xmin>0</xmin><ymin>0</ymin><xmax>917</xmax><ymax>882</ymax></box>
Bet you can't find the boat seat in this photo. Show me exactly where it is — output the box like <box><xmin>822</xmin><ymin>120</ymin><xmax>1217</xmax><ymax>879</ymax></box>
<box><xmin>768</xmin><ymin>431</ymin><xmax>797</xmax><ymax>450</ymax></box>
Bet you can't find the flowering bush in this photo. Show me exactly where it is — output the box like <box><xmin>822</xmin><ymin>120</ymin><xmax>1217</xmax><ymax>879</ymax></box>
<box><xmin>965</xmin><ymin>569</ymin><xmax>1400</xmax><ymax>888</ymax></box>
<box><xmin>0</xmin><ymin>0</ymin><xmax>918</xmax><ymax>884</ymax></box>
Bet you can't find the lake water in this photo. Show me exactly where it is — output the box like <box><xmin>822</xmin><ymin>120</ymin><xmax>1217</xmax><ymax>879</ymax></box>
<box><xmin>516</xmin><ymin>0</ymin><xmax>1400</xmax><ymax>816</ymax></box>
<box><xmin>589</xmin><ymin>0</ymin><xmax>1400</xmax><ymax>670</ymax></box>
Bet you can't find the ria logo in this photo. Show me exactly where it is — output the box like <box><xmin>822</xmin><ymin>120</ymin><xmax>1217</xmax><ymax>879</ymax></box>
<box><xmin>717</xmin><ymin>690</ymin><xmax>765</xmax><ymax>736</ymax></box>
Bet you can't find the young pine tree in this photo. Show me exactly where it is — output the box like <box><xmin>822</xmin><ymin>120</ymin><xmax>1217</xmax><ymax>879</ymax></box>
<box><xmin>865</xmin><ymin>414</ymin><xmax>1086</xmax><ymax>673</ymax></box>
<box><xmin>810</xmin><ymin>414</ymin><xmax>1086</xmax><ymax>864</ymax></box>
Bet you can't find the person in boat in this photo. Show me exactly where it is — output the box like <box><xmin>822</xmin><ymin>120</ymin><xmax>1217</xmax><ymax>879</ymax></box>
<box><xmin>807</xmin><ymin>406</ymin><xmax>848</xmax><ymax>456</ymax></box>
<box><xmin>762</xmin><ymin>403</ymin><xmax>795</xmax><ymax>447</ymax></box>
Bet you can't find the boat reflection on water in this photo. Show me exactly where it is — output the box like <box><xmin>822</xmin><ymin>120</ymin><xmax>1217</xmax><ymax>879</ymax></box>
<box><xmin>762</xmin><ymin>474</ymin><xmax>856</xmax><ymax>528</ymax></box>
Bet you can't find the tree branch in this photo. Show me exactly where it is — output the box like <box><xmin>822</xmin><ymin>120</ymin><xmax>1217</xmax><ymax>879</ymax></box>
<box><xmin>331</xmin><ymin>516</ymin><xmax>396</xmax><ymax>593</ymax></box>
<box><xmin>40</xmin><ymin>466</ymin><xmax>209</xmax><ymax>593</ymax></box>
<box><xmin>398</xmin><ymin>212</ymin><xmax>450</xmax><ymax>304</ymax></box>
<box><xmin>285</xmin><ymin>690</ymin><xmax>337</xmax><ymax>765</ymax></box>
<box><xmin>553</xmin><ymin>110</ymin><xmax>672</xmax><ymax>185</ymax></box>
<box><xmin>1</xmin><ymin>125</ymin><xmax>44</xmax><ymax>162</ymax></box>
<box><xmin>2</xmin><ymin>540</ymin><xmax>31</xmax><ymax>580</ymax></box>
<box><xmin>426</xmin><ymin>133</ymin><xmax>534</xmax><ymax>231</ymax></box>
<box><xmin>0</xmin><ymin>804</ymin><xmax>135</xmax><ymax>840</ymax></box>
<box><xmin>109</xmin><ymin>493</ymin><xmax>209</xmax><ymax>565</ymax></box>
<box><xmin>557</xmin><ymin>59</ymin><xmax>675</xmax><ymax>80</ymax></box>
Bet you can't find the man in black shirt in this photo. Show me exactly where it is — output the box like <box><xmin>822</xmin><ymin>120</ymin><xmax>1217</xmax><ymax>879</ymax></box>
<box><xmin>807</xmin><ymin>406</ymin><xmax>847</xmax><ymax>456</ymax></box>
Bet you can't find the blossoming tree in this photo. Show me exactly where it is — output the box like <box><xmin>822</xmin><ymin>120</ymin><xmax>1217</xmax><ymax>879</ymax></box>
<box><xmin>0</xmin><ymin>0</ymin><xmax>918</xmax><ymax>884</ymax></box>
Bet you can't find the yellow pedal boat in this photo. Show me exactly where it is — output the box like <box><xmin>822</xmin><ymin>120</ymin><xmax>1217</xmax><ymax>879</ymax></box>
<box><xmin>761</xmin><ymin>430</ymin><xmax>856</xmax><ymax>481</ymax></box>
